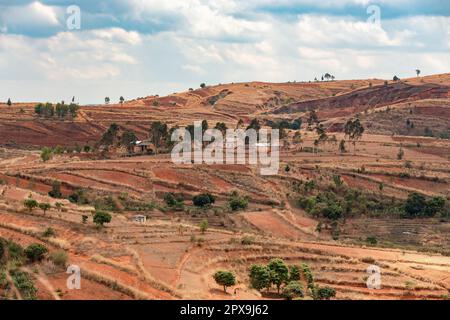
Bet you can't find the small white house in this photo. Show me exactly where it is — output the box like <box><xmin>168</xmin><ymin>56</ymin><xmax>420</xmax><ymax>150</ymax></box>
<box><xmin>133</xmin><ymin>215</ymin><xmax>147</xmax><ymax>224</ymax></box>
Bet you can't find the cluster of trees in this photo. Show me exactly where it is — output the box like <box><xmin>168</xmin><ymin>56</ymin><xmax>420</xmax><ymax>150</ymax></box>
<box><xmin>314</xmin><ymin>73</ymin><xmax>336</xmax><ymax>82</ymax></box>
<box><xmin>99</xmin><ymin>123</ymin><xmax>138</xmax><ymax>153</ymax></box>
<box><xmin>1</xmin><ymin>237</ymin><xmax>70</xmax><ymax>299</ymax></box>
<box><xmin>35</xmin><ymin>102</ymin><xmax>79</xmax><ymax>119</ymax></box>
<box><xmin>266</xmin><ymin>118</ymin><xmax>302</xmax><ymax>131</ymax></box>
<box><xmin>23</xmin><ymin>197</ymin><xmax>52</xmax><ymax>215</ymax></box>
<box><xmin>27</xmin><ymin>189</ymin><xmax>113</xmax><ymax>227</ymax></box>
<box><xmin>404</xmin><ymin>192</ymin><xmax>447</xmax><ymax>218</ymax></box>
<box><xmin>249</xmin><ymin>258</ymin><xmax>336</xmax><ymax>300</ymax></box>
<box><xmin>297</xmin><ymin>176</ymin><xmax>448</xmax><ymax>221</ymax></box>
<box><xmin>164</xmin><ymin>192</ymin><xmax>184</xmax><ymax>211</ymax></box>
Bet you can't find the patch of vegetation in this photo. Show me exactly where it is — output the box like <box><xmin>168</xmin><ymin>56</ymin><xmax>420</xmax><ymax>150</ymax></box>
<box><xmin>50</xmin><ymin>250</ymin><xmax>68</xmax><ymax>268</ymax></box>
<box><xmin>24</xmin><ymin>243</ymin><xmax>48</xmax><ymax>262</ymax></box>
<box><xmin>193</xmin><ymin>193</ymin><xmax>215</xmax><ymax>208</ymax></box>
<box><xmin>282</xmin><ymin>281</ymin><xmax>304</xmax><ymax>300</ymax></box>
<box><xmin>404</xmin><ymin>192</ymin><xmax>447</xmax><ymax>218</ymax></box>
<box><xmin>93</xmin><ymin>211</ymin><xmax>112</xmax><ymax>227</ymax></box>
<box><xmin>10</xmin><ymin>270</ymin><xmax>37</xmax><ymax>300</ymax></box>
<box><xmin>228</xmin><ymin>191</ymin><xmax>248</xmax><ymax>211</ymax></box>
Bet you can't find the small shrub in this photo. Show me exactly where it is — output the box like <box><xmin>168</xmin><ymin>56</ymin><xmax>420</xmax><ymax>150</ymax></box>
<box><xmin>42</xmin><ymin>227</ymin><xmax>56</xmax><ymax>238</ymax></box>
<box><xmin>25</xmin><ymin>243</ymin><xmax>48</xmax><ymax>262</ymax></box>
<box><xmin>282</xmin><ymin>281</ymin><xmax>304</xmax><ymax>300</ymax></box>
<box><xmin>50</xmin><ymin>250</ymin><xmax>68</xmax><ymax>267</ymax></box>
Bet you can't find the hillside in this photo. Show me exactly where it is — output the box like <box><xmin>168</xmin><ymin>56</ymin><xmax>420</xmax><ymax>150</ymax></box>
<box><xmin>0</xmin><ymin>74</ymin><xmax>449</xmax><ymax>301</ymax></box>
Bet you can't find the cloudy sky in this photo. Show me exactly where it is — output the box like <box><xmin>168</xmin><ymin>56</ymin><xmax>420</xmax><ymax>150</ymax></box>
<box><xmin>0</xmin><ymin>0</ymin><xmax>449</xmax><ymax>104</ymax></box>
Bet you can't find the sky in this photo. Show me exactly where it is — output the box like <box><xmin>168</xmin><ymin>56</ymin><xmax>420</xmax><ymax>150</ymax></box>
<box><xmin>0</xmin><ymin>0</ymin><xmax>449</xmax><ymax>104</ymax></box>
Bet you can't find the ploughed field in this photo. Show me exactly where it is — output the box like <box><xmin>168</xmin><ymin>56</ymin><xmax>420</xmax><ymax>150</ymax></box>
<box><xmin>0</xmin><ymin>73</ymin><xmax>449</xmax><ymax>300</ymax></box>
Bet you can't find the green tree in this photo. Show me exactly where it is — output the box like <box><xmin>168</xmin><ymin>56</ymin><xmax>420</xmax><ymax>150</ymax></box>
<box><xmin>7</xmin><ymin>98</ymin><xmax>12</xmax><ymax>106</ymax></box>
<box><xmin>213</xmin><ymin>271</ymin><xmax>236</xmax><ymax>293</ymax></box>
<box><xmin>24</xmin><ymin>243</ymin><xmax>48</xmax><ymax>262</ymax></box>
<box><xmin>121</xmin><ymin>130</ymin><xmax>137</xmax><ymax>153</ymax></box>
<box><xmin>424</xmin><ymin>197</ymin><xmax>446</xmax><ymax>217</ymax></box>
<box><xmin>193</xmin><ymin>193</ymin><xmax>215</xmax><ymax>207</ymax></box>
<box><xmin>41</xmin><ymin>147</ymin><xmax>53</xmax><ymax>162</ymax></box>
<box><xmin>249</xmin><ymin>264</ymin><xmax>271</xmax><ymax>291</ymax></box>
<box><xmin>289</xmin><ymin>265</ymin><xmax>301</xmax><ymax>281</ymax></box>
<box><xmin>404</xmin><ymin>192</ymin><xmax>426</xmax><ymax>217</ymax></box>
<box><xmin>100</xmin><ymin>123</ymin><xmax>120</xmax><ymax>146</ymax></box>
<box><xmin>200</xmin><ymin>83</ymin><xmax>206</xmax><ymax>88</ymax></box>
<box><xmin>119</xmin><ymin>96</ymin><xmax>125</xmax><ymax>104</ymax></box>
<box><xmin>164</xmin><ymin>192</ymin><xmax>177</xmax><ymax>207</ymax></box>
<box><xmin>149</xmin><ymin>121</ymin><xmax>168</xmax><ymax>153</ymax></box>
<box><xmin>314</xmin><ymin>286</ymin><xmax>336</xmax><ymax>300</ymax></box>
<box><xmin>48</xmin><ymin>181</ymin><xmax>62</xmax><ymax>198</ymax></box>
<box><xmin>24</xmin><ymin>198</ymin><xmax>38</xmax><ymax>213</ymax></box>
<box><xmin>199</xmin><ymin>219</ymin><xmax>208</xmax><ymax>234</ymax></box>
<box><xmin>38</xmin><ymin>203</ymin><xmax>51</xmax><ymax>215</ymax></box>
<box><xmin>344</xmin><ymin>118</ymin><xmax>364</xmax><ymax>153</ymax></box>
<box><xmin>228</xmin><ymin>192</ymin><xmax>248</xmax><ymax>211</ymax></box>
<box><xmin>268</xmin><ymin>258</ymin><xmax>289</xmax><ymax>293</ymax></box>
<box><xmin>105</xmin><ymin>97</ymin><xmax>110</xmax><ymax>104</ymax></box>
<box><xmin>93</xmin><ymin>211</ymin><xmax>112</xmax><ymax>227</ymax></box>
<box><xmin>68</xmin><ymin>103</ymin><xmax>79</xmax><ymax>118</ymax></box>
<box><xmin>282</xmin><ymin>281</ymin><xmax>304</xmax><ymax>300</ymax></box>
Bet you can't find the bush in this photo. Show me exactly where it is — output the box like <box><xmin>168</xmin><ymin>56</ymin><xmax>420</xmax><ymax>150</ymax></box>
<box><xmin>228</xmin><ymin>193</ymin><xmax>248</xmax><ymax>211</ymax></box>
<box><xmin>10</xmin><ymin>270</ymin><xmax>37</xmax><ymax>300</ymax></box>
<box><xmin>93</xmin><ymin>211</ymin><xmax>112</xmax><ymax>227</ymax></box>
<box><xmin>314</xmin><ymin>286</ymin><xmax>336</xmax><ymax>300</ymax></box>
<box><xmin>8</xmin><ymin>241</ymin><xmax>24</xmax><ymax>261</ymax></box>
<box><xmin>48</xmin><ymin>181</ymin><xmax>62</xmax><ymax>198</ymax></box>
<box><xmin>199</xmin><ymin>219</ymin><xmax>208</xmax><ymax>234</ymax></box>
<box><xmin>41</xmin><ymin>147</ymin><xmax>53</xmax><ymax>162</ymax></box>
<box><xmin>240</xmin><ymin>236</ymin><xmax>254</xmax><ymax>245</ymax></box>
<box><xmin>50</xmin><ymin>250</ymin><xmax>68</xmax><ymax>267</ymax></box>
<box><xmin>25</xmin><ymin>243</ymin><xmax>48</xmax><ymax>262</ymax></box>
<box><xmin>282</xmin><ymin>281</ymin><xmax>304</xmax><ymax>300</ymax></box>
<box><xmin>366</xmin><ymin>236</ymin><xmax>378</xmax><ymax>245</ymax></box>
<box><xmin>23</xmin><ymin>198</ymin><xmax>38</xmax><ymax>212</ymax></box>
<box><xmin>193</xmin><ymin>193</ymin><xmax>215</xmax><ymax>207</ymax></box>
<box><xmin>213</xmin><ymin>270</ymin><xmax>236</xmax><ymax>292</ymax></box>
<box><xmin>404</xmin><ymin>192</ymin><xmax>426</xmax><ymax>217</ymax></box>
<box><xmin>164</xmin><ymin>193</ymin><xmax>177</xmax><ymax>207</ymax></box>
<box><xmin>42</xmin><ymin>227</ymin><xmax>56</xmax><ymax>237</ymax></box>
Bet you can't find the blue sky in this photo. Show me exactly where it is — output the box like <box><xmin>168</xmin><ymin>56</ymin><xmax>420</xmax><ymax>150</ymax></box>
<box><xmin>0</xmin><ymin>0</ymin><xmax>449</xmax><ymax>104</ymax></box>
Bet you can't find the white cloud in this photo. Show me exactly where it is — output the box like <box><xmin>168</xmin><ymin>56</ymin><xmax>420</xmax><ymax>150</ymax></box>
<box><xmin>1</xmin><ymin>1</ymin><xmax>60</xmax><ymax>28</ymax></box>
